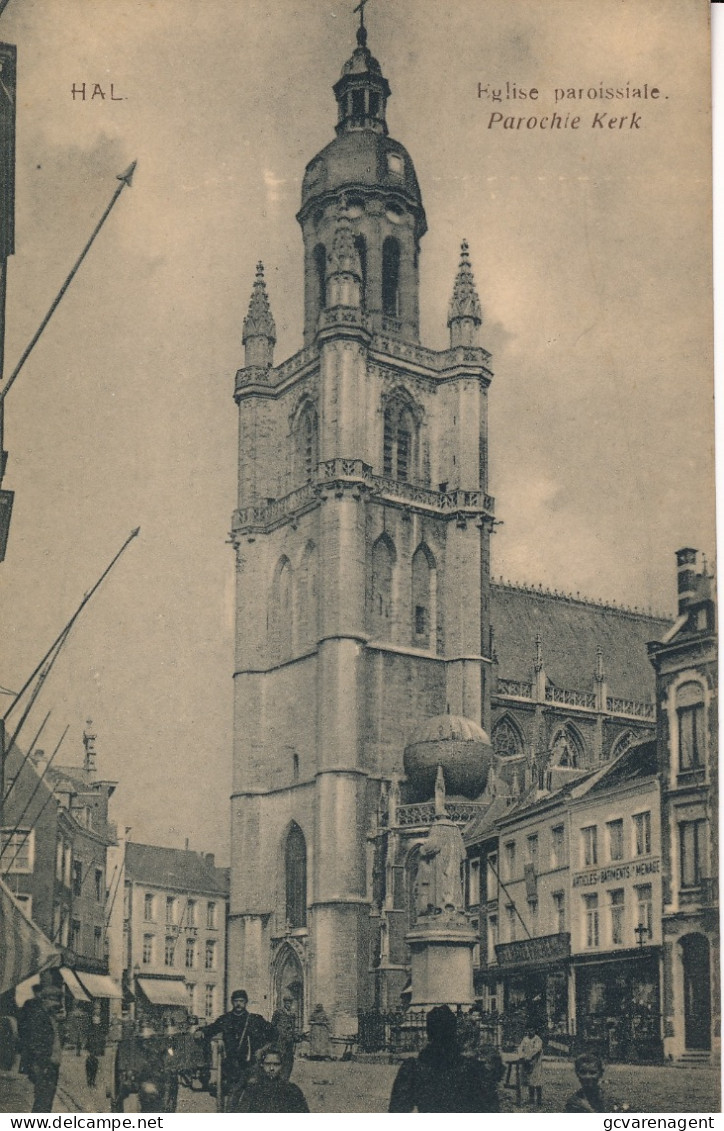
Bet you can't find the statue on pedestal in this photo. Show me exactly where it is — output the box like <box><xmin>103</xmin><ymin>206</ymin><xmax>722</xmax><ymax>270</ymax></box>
<box><xmin>415</xmin><ymin>768</ymin><xmax>466</xmax><ymax>916</ymax></box>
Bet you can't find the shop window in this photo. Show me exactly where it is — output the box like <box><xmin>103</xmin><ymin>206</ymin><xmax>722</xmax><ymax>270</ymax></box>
<box><xmin>285</xmin><ymin>822</ymin><xmax>307</xmax><ymax>928</ymax></box>
<box><xmin>142</xmin><ymin>934</ymin><xmax>154</xmax><ymax>964</ymax></box>
<box><xmin>633</xmin><ymin>811</ymin><xmax>651</xmax><ymax>857</ymax></box>
<box><xmin>609</xmin><ymin>889</ymin><xmax>625</xmax><ymax>945</ymax></box>
<box><xmin>679</xmin><ymin>819</ymin><xmax>707</xmax><ymax>888</ymax></box>
<box><xmin>584</xmin><ymin>894</ymin><xmax>599</xmax><ymax>948</ymax></box>
<box><xmin>607</xmin><ymin>819</ymin><xmax>624</xmax><ymax>862</ymax></box>
<box><xmin>551</xmin><ymin>825</ymin><xmax>566</xmax><ymax>869</ymax></box>
<box><xmin>581</xmin><ymin>825</ymin><xmax>598</xmax><ymax>868</ymax></box>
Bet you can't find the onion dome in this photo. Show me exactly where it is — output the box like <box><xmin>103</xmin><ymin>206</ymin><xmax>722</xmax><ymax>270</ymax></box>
<box><xmin>404</xmin><ymin>714</ymin><xmax>492</xmax><ymax>800</ymax></box>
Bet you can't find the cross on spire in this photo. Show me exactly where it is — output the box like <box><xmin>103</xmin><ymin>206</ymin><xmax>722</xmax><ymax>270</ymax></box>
<box><xmin>353</xmin><ymin>0</ymin><xmax>372</xmax><ymax>45</ymax></box>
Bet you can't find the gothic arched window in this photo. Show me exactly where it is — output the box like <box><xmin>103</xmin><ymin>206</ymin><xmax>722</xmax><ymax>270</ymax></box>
<box><xmin>492</xmin><ymin>717</ymin><xmax>523</xmax><ymax>759</ymax></box>
<box><xmin>608</xmin><ymin>729</ymin><xmax>635</xmax><ymax>762</ymax></box>
<box><xmin>269</xmin><ymin>556</ymin><xmax>293</xmax><ymax>663</ymax></box>
<box><xmin>295</xmin><ymin>540</ymin><xmax>318</xmax><ymax>651</ymax></box>
<box><xmin>383</xmin><ymin>394</ymin><xmax>418</xmax><ymax>482</ymax></box>
<box><xmin>293</xmin><ymin>402</ymin><xmax>318</xmax><ymax>484</ymax></box>
<box><xmin>354</xmin><ymin>234</ymin><xmax>367</xmax><ymax>307</ymax></box>
<box><xmin>411</xmin><ymin>543</ymin><xmax>436</xmax><ymax>649</ymax></box>
<box><xmin>285</xmin><ymin>823</ymin><xmax>307</xmax><ymax>929</ymax></box>
<box><xmin>382</xmin><ymin>237</ymin><xmax>401</xmax><ymax>317</ymax></box>
<box><xmin>550</xmin><ymin>725</ymin><xmax>584</xmax><ymax>768</ymax></box>
<box><xmin>370</xmin><ymin>534</ymin><xmax>396</xmax><ymax>639</ymax></box>
<box><xmin>313</xmin><ymin>244</ymin><xmax>327</xmax><ymax>313</ymax></box>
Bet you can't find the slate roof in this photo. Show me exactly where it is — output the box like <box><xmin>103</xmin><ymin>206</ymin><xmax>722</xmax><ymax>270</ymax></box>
<box><xmin>125</xmin><ymin>842</ymin><xmax>229</xmax><ymax>897</ymax></box>
<box><xmin>490</xmin><ymin>583</ymin><xmax>672</xmax><ymax>702</ymax></box>
<box><xmin>582</xmin><ymin>738</ymin><xmax>658</xmax><ymax>795</ymax></box>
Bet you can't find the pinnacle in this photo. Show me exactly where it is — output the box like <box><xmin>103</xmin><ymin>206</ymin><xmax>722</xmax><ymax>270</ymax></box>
<box><xmin>447</xmin><ymin>239</ymin><xmax>483</xmax><ymax>327</ymax></box>
<box><xmin>243</xmin><ymin>260</ymin><xmax>276</xmax><ymax>344</ymax></box>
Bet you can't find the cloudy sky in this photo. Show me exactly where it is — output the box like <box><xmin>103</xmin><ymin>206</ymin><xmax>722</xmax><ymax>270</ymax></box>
<box><xmin>0</xmin><ymin>0</ymin><xmax>714</xmax><ymax>859</ymax></box>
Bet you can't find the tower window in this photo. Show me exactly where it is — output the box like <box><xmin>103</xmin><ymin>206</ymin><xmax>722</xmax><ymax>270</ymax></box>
<box><xmin>285</xmin><ymin>823</ymin><xmax>307</xmax><ymax>928</ymax></box>
<box><xmin>294</xmin><ymin>403</ymin><xmax>318</xmax><ymax>484</ymax></box>
<box><xmin>382</xmin><ymin>237</ymin><xmax>401</xmax><ymax>318</ymax></box>
<box><xmin>411</xmin><ymin>543</ymin><xmax>435</xmax><ymax>650</ymax></box>
<box><xmin>354</xmin><ymin>235</ymin><xmax>367</xmax><ymax>308</ymax></box>
<box><xmin>370</xmin><ymin>534</ymin><xmax>395</xmax><ymax>639</ymax></box>
<box><xmin>352</xmin><ymin>89</ymin><xmax>365</xmax><ymax>121</ymax></box>
<box><xmin>382</xmin><ymin>394</ymin><xmax>418</xmax><ymax>482</ymax></box>
<box><xmin>369</xmin><ymin>92</ymin><xmax>380</xmax><ymax>118</ymax></box>
<box><xmin>313</xmin><ymin>244</ymin><xmax>326</xmax><ymax>313</ymax></box>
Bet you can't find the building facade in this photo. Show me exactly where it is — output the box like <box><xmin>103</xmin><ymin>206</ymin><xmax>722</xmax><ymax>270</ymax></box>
<box><xmin>226</xmin><ymin>14</ymin><xmax>682</xmax><ymax>1035</ymax></box>
<box><xmin>110</xmin><ymin>841</ymin><xmax>229</xmax><ymax>1024</ymax></box>
<box><xmin>648</xmin><ymin>549</ymin><xmax>718</xmax><ymax>1061</ymax></box>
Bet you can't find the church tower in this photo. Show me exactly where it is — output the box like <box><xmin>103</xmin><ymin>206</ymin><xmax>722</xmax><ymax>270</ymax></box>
<box><xmin>228</xmin><ymin>13</ymin><xmax>495</xmax><ymax>1031</ymax></box>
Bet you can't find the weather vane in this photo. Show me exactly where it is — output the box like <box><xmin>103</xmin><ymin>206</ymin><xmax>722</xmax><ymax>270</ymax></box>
<box><xmin>353</xmin><ymin>0</ymin><xmax>372</xmax><ymax>43</ymax></box>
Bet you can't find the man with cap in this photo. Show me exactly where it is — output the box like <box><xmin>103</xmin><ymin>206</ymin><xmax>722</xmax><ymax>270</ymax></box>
<box><xmin>270</xmin><ymin>995</ymin><xmax>297</xmax><ymax>1082</ymax></box>
<box><xmin>19</xmin><ymin>980</ymin><xmax>63</xmax><ymax>1113</ymax></box>
<box><xmin>204</xmin><ymin>989</ymin><xmax>274</xmax><ymax>1110</ymax></box>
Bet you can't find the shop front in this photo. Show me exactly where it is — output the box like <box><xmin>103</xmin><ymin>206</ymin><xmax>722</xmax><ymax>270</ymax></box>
<box><xmin>495</xmin><ymin>933</ymin><xmax>572</xmax><ymax>1051</ymax></box>
<box><xmin>574</xmin><ymin>948</ymin><xmax>662</xmax><ymax>1062</ymax></box>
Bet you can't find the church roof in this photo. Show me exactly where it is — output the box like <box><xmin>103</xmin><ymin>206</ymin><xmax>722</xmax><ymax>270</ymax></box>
<box><xmin>125</xmin><ymin>842</ymin><xmax>229</xmax><ymax>897</ymax></box>
<box><xmin>490</xmin><ymin>582</ymin><xmax>671</xmax><ymax>703</ymax></box>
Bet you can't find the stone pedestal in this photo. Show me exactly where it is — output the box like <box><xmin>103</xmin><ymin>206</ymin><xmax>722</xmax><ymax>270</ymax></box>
<box><xmin>405</xmin><ymin>914</ymin><xmax>477</xmax><ymax>1008</ymax></box>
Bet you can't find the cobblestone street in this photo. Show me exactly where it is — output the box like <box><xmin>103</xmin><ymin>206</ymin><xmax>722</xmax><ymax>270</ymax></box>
<box><xmin>1</xmin><ymin>1053</ymin><xmax>720</xmax><ymax>1115</ymax></box>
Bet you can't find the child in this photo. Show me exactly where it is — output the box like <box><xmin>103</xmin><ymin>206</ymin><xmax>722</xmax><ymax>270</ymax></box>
<box><xmin>564</xmin><ymin>1051</ymin><xmax>630</xmax><ymax>1113</ymax></box>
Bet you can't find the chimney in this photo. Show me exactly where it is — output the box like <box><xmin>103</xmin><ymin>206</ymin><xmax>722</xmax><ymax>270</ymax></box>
<box><xmin>83</xmin><ymin>718</ymin><xmax>97</xmax><ymax>774</ymax></box>
<box><xmin>676</xmin><ymin>548</ymin><xmax>698</xmax><ymax>614</ymax></box>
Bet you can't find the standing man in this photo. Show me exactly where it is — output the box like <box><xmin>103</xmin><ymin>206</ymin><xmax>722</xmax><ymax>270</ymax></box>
<box><xmin>270</xmin><ymin>996</ymin><xmax>297</xmax><ymax>1081</ymax></box>
<box><xmin>517</xmin><ymin>1024</ymin><xmax>544</xmax><ymax>1108</ymax></box>
<box><xmin>19</xmin><ymin>983</ymin><xmax>62</xmax><ymax>1113</ymax></box>
<box><xmin>204</xmin><ymin>989</ymin><xmax>274</xmax><ymax>1110</ymax></box>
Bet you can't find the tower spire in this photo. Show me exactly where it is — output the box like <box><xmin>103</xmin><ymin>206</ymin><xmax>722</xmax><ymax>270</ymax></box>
<box><xmin>447</xmin><ymin>239</ymin><xmax>483</xmax><ymax>347</ymax></box>
<box><xmin>242</xmin><ymin>261</ymin><xmax>276</xmax><ymax>369</ymax></box>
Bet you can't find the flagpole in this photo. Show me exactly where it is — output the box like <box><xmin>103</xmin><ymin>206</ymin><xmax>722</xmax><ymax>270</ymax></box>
<box><xmin>0</xmin><ymin>161</ymin><xmax>137</xmax><ymax>406</ymax></box>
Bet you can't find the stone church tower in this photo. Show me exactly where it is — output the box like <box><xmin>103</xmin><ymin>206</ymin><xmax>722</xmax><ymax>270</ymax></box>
<box><xmin>228</xmin><ymin>18</ymin><xmax>496</xmax><ymax>1031</ymax></box>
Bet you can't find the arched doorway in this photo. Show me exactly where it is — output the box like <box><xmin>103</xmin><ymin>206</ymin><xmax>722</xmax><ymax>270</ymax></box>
<box><xmin>681</xmin><ymin>933</ymin><xmax>711</xmax><ymax>1050</ymax></box>
<box><xmin>274</xmin><ymin>944</ymin><xmax>304</xmax><ymax>1030</ymax></box>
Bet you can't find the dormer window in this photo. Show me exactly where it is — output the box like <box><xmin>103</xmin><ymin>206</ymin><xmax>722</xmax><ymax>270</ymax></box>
<box><xmin>387</xmin><ymin>152</ymin><xmax>404</xmax><ymax>177</ymax></box>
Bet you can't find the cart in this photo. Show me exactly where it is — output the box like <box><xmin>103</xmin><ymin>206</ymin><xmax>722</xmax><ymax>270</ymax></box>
<box><xmin>108</xmin><ymin>1022</ymin><xmax>222</xmax><ymax>1112</ymax></box>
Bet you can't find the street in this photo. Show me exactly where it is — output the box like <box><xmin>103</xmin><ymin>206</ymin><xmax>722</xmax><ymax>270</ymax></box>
<box><xmin>1</xmin><ymin>1051</ymin><xmax>719</xmax><ymax>1114</ymax></box>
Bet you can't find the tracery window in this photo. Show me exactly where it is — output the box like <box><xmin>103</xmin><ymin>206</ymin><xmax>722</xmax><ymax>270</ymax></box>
<box><xmin>383</xmin><ymin>395</ymin><xmax>418</xmax><ymax>482</ymax></box>
<box><xmin>370</xmin><ymin>535</ymin><xmax>395</xmax><ymax>639</ymax></box>
<box><xmin>269</xmin><ymin>556</ymin><xmax>293</xmax><ymax>663</ymax></box>
<box><xmin>492</xmin><ymin>717</ymin><xmax>523</xmax><ymax>759</ymax></box>
<box><xmin>293</xmin><ymin>403</ymin><xmax>318</xmax><ymax>485</ymax></box>
<box><xmin>411</xmin><ymin>544</ymin><xmax>435</xmax><ymax>649</ymax></box>
<box><xmin>285</xmin><ymin>823</ymin><xmax>307</xmax><ymax>928</ymax></box>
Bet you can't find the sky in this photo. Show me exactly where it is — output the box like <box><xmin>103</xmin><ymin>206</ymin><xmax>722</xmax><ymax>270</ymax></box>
<box><xmin>0</xmin><ymin>0</ymin><xmax>715</xmax><ymax>862</ymax></box>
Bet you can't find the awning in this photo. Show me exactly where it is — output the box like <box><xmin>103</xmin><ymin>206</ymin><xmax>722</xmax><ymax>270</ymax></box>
<box><xmin>60</xmin><ymin>967</ymin><xmax>91</xmax><ymax>1002</ymax></box>
<box><xmin>0</xmin><ymin>878</ymin><xmax>59</xmax><ymax>996</ymax></box>
<box><xmin>136</xmin><ymin>977</ymin><xmax>189</xmax><ymax>1008</ymax></box>
<box><xmin>75</xmin><ymin>971</ymin><xmax>123</xmax><ymax>999</ymax></box>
